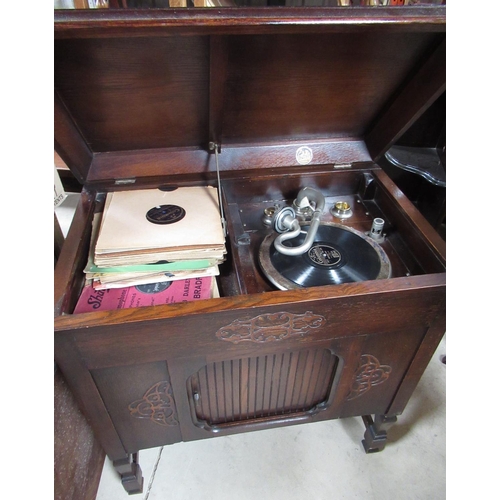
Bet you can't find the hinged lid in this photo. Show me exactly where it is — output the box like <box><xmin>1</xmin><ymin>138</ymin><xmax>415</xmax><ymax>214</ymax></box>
<box><xmin>54</xmin><ymin>6</ymin><xmax>445</xmax><ymax>186</ymax></box>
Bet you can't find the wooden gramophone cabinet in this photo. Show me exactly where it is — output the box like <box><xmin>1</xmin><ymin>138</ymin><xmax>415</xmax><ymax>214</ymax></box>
<box><xmin>54</xmin><ymin>5</ymin><xmax>446</xmax><ymax>494</ymax></box>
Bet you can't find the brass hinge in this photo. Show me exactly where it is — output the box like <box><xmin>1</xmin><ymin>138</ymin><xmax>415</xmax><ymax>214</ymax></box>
<box><xmin>114</xmin><ymin>178</ymin><xmax>136</xmax><ymax>185</ymax></box>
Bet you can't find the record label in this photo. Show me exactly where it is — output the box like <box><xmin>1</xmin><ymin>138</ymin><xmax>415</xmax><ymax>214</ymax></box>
<box><xmin>135</xmin><ymin>281</ymin><xmax>172</xmax><ymax>294</ymax></box>
<box><xmin>307</xmin><ymin>244</ymin><xmax>342</xmax><ymax>267</ymax></box>
<box><xmin>146</xmin><ymin>205</ymin><xmax>186</xmax><ymax>225</ymax></box>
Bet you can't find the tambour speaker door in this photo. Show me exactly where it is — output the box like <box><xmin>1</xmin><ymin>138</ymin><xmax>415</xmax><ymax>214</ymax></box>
<box><xmin>188</xmin><ymin>347</ymin><xmax>341</xmax><ymax>431</ymax></box>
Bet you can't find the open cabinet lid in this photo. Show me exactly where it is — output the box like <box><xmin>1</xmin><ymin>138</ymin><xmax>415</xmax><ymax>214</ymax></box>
<box><xmin>54</xmin><ymin>6</ymin><xmax>445</xmax><ymax>186</ymax></box>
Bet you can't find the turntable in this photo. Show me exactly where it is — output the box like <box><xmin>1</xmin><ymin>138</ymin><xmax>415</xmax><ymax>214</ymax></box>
<box><xmin>257</xmin><ymin>187</ymin><xmax>392</xmax><ymax>290</ymax></box>
<box><xmin>220</xmin><ymin>170</ymin><xmax>433</xmax><ymax>297</ymax></box>
<box><xmin>54</xmin><ymin>7</ymin><xmax>446</xmax><ymax>495</ymax></box>
<box><xmin>260</xmin><ymin>222</ymin><xmax>391</xmax><ymax>289</ymax></box>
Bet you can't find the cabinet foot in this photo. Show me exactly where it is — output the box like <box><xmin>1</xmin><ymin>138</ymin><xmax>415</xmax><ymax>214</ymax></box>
<box><xmin>113</xmin><ymin>453</ymin><xmax>144</xmax><ymax>495</ymax></box>
<box><xmin>361</xmin><ymin>414</ymin><xmax>397</xmax><ymax>453</ymax></box>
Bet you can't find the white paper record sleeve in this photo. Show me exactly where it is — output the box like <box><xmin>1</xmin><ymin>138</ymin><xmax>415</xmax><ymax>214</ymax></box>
<box><xmin>95</xmin><ymin>187</ymin><xmax>226</xmax><ymax>255</ymax></box>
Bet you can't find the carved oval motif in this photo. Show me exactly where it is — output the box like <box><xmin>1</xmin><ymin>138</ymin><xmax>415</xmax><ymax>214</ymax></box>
<box><xmin>216</xmin><ymin>311</ymin><xmax>326</xmax><ymax>344</ymax></box>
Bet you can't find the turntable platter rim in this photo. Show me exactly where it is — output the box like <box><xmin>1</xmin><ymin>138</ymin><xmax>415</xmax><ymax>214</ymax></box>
<box><xmin>258</xmin><ymin>222</ymin><xmax>392</xmax><ymax>291</ymax></box>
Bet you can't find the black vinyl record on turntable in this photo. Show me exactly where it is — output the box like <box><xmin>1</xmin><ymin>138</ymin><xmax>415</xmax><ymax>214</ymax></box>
<box><xmin>259</xmin><ymin>223</ymin><xmax>392</xmax><ymax>291</ymax></box>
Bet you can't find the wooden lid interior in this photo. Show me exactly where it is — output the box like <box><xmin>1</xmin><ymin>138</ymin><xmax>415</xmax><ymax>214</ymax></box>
<box><xmin>54</xmin><ymin>9</ymin><xmax>445</xmax><ymax>184</ymax></box>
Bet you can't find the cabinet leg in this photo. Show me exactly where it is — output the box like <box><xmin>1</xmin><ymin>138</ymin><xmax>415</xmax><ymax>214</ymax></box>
<box><xmin>361</xmin><ymin>414</ymin><xmax>397</xmax><ymax>454</ymax></box>
<box><xmin>113</xmin><ymin>453</ymin><xmax>144</xmax><ymax>495</ymax></box>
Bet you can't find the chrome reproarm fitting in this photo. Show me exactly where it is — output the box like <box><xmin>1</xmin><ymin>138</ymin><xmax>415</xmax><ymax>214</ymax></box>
<box><xmin>273</xmin><ymin>187</ymin><xmax>325</xmax><ymax>256</ymax></box>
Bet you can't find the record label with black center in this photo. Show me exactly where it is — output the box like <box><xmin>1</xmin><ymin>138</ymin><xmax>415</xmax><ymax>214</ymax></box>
<box><xmin>146</xmin><ymin>205</ymin><xmax>186</xmax><ymax>225</ymax></box>
<box><xmin>307</xmin><ymin>244</ymin><xmax>343</xmax><ymax>267</ymax></box>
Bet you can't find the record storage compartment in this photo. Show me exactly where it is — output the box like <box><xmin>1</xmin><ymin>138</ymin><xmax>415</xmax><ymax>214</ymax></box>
<box><xmin>54</xmin><ymin>7</ymin><xmax>446</xmax><ymax>495</ymax></box>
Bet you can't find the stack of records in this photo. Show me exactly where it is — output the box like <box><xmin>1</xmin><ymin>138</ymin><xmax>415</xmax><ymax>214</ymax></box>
<box><xmin>84</xmin><ymin>186</ymin><xmax>226</xmax><ymax>290</ymax></box>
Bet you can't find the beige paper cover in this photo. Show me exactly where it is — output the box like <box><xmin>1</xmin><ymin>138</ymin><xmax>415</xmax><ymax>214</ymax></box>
<box><xmin>95</xmin><ymin>187</ymin><xmax>225</xmax><ymax>253</ymax></box>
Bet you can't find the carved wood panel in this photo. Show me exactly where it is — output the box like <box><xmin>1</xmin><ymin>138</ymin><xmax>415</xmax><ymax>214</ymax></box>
<box><xmin>216</xmin><ymin>311</ymin><xmax>326</xmax><ymax>344</ymax></box>
<box><xmin>91</xmin><ymin>361</ymin><xmax>182</xmax><ymax>453</ymax></box>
